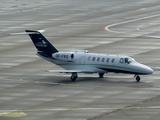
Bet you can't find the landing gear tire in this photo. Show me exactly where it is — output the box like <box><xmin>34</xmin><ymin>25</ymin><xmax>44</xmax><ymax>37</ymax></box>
<box><xmin>99</xmin><ymin>73</ymin><xmax>105</xmax><ymax>78</ymax></box>
<box><xmin>135</xmin><ymin>75</ymin><xmax>140</xmax><ymax>82</ymax></box>
<box><xmin>71</xmin><ymin>72</ymin><xmax>78</xmax><ymax>81</ymax></box>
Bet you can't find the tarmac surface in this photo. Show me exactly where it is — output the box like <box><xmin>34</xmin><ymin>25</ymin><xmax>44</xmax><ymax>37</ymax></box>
<box><xmin>0</xmin><ymin>0</ymin><xmax>160</xmax><ymax>120</ymax></box>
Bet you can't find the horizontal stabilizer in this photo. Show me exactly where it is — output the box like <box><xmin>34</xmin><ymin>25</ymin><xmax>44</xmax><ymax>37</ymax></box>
<box><xmin>9</xmin><ymin>29</ymin><xmax>45</xmax><ymax>36</ymax></box>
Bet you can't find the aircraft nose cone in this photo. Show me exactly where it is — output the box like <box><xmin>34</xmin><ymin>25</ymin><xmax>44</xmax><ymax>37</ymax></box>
<box><xmin>137</xmin><ymin>64</ymin><xmax>153</xmax><ymax>74</ymax></box>
<box><xmin>143</xmin><ymin>65</ymin><xmax>153</xmax><ymax>74</ymax></box>
<box><xmin>147</xmin><ymin>67</ymin><xmax>153</xmax><ymax>74</ymax></box>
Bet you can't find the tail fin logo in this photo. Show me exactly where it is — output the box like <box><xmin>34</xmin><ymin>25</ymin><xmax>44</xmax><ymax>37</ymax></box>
<box><xmin>36</xmin><ymin>40</ymin><xmax>47</xmax><ymax>47</ymax></box>
<box><xmin>42</xmin><ymin>40</ymin><xmax>47</xmax><ymax>47</ymax></box>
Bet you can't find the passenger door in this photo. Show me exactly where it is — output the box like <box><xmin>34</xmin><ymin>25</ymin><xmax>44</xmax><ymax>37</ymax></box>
<box><xmin>79</xmin><ymin>56</ymin><xmax>85</xmax><ymax>64</ymax></box>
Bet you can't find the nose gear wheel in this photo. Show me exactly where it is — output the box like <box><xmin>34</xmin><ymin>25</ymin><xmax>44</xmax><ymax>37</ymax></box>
<box><xmin>134</xmin><ymin>75</ymin><xmax>140</xmax><ymax>82</ymax></box>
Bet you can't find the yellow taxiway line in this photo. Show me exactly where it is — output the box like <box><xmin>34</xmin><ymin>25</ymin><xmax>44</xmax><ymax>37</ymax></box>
<box><xmin>1</xmin><ymin>106</ymin><xmax>160</xmax><ymax>118</ymax></box>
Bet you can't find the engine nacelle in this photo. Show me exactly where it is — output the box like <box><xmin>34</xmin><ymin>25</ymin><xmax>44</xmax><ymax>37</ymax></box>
<box><xmin>52</xmin><ymin>52</ymin><xmax>74</xmax><ymax>61</ymax></box>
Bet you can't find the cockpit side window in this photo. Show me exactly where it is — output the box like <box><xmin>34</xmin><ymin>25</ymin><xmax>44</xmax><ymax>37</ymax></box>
<box><xmin>119</xmin><ymin>58</ymin><xmax>124</xmax><ymax>64</ymax></box>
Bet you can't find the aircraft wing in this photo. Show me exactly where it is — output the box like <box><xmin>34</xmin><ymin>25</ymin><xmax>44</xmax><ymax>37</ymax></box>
<box><xmin>46</xmin><ymin>70</ymin><xmax>95</xmax><ymax>73</ymax></box>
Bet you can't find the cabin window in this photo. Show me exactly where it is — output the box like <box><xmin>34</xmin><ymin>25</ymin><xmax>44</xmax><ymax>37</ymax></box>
<box><xmin>119</xmin><ymin>58</ymin><xmax>124</xmax><ymax>63</ymax></box>
<box><xmin>111</xmin><ymin>59</ymin><xmax>115</xmax><ymax>63</ymax></box>
<box><xmin>97</xmin><ymin>57</ymin><xmax>100</xmax><ymax>62</ymax></box>
<box><xmin>102</xmin><ymin>58</ymin><xmax>105</xmax><ymax>62</ymax></box>
<box><xmin>88</xmin><ymin>56</ymin><xmax>91</xmax><ymax>61</ymax></box>
<box><xmin>106</xmin><ymin>58</ymin><xmax>109</xmax><ymax>62</ymax></box>
<box><xmin>92</xmin><ymin>57</ymin><xmax>96</xmax><ymax>61</ymax></box>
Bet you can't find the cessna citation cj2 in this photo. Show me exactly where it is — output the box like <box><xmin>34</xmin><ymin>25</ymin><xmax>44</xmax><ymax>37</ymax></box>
<box><xmin>13</xmin><ymin>30</ymin><xmax>153</xmax><ymax>82</ymax></box>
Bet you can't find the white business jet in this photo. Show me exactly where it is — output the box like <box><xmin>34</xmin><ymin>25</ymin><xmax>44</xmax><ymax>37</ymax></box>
<box><xmin>12</xmin><ymin>30</ymin><xmax>153</xmax><ymax>82</ymax></box>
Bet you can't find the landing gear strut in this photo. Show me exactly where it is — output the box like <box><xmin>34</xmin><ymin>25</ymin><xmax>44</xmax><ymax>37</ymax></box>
<box><xmin>71</xmin><ymin>72</ymin><xmax>78</xmax><ymax>81</ymax></box>
<box><xmin>99</xmin><ymin>73</ymin><xmax>105</xmax><ymax>78</ymax></box>
<box><xmin>134</xmin><ymin>75</ymin><xmax>141</xmax><ymax>82</ymax></box>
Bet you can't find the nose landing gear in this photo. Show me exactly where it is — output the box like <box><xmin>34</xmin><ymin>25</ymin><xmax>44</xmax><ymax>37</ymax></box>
<box><xmin>134</xmin><ymin>75</ymin><xmax>140</xmax><ymax>82</ymax></box>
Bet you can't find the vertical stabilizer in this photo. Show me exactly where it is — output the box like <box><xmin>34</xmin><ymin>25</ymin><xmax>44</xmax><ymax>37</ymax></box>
<box><xmin>26</xmin><ymin>30</ymin><xmax>58</xmax><ymax>56</ymax></box>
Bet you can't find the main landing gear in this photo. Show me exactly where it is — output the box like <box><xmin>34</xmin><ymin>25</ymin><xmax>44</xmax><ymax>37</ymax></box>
<box><xmin>70</xmin><ymin>72</ymin><xmax>105</xmax><ymax>81</ymax></box>
<box><xmin>99</xmin><ymin>73</ymin><xmax>105</xmax><ymax>78</ymax></box>
<box><xmin>134</xmin><ymin>75</ymin><xmax>141</xmax><ymax>82</ymax></box>
<box><xmin>71</xmin><ymin>72</ymin><xmax>78</xmax><ymax>81</ymax></box>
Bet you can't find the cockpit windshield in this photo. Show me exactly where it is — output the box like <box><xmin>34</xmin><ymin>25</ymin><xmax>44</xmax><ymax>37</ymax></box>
<box><xmin>119</xmin><ymin>57</ymin><xmax>137</xmax><ymax>64</ymax></box>
<box><xmin>124</xmin><ymin>57</ymin><xmax>136</xmax><ymax>64</ymax></box>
